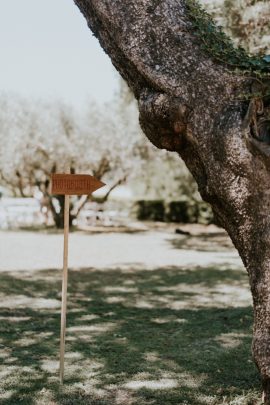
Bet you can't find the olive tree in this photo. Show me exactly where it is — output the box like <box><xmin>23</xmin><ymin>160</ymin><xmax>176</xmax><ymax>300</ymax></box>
<box><xmin>73</xmin><ymin>0</ymin><xmax>270</xmax><ymax>401</ymax></box>
<box><xmin>0</xmin><ymin>92</ymin><xmax>143</xmax><ymax>228</ymax></box>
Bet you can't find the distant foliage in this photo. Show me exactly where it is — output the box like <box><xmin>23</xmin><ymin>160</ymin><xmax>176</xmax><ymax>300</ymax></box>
<box><xmin>187</xmin><ymin>0</ymin><xmax>270</xmax><ymax>73</ymax></box>
<box><xmin>200</xmin><ymin>0</ymin><xmax>270</xmax><ymax>55</ymax></box>
<box><xmin>0</xmin><ymin>87</ymin><xmax>143</xmax><ymax>227</ymax></box>
<box><xmin>135</xmin><ymin>199</ymin><xmax>214</xmax><ymax>224</ymax></box>
<box><xmin>133</xmin><ymin>147</ymin><xmax>199</xmax><ymax>202</ymax></box>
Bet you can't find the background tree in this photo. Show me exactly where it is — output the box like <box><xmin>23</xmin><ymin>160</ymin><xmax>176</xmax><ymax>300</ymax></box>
<box><xmin>0</xmin><ymin>91</ymin><xmax>143</xmax><ymax>228</ymax></box>
<box><xmin>135</xmin><ymin>147</ymin><xmax>198</xmax><ymax>201</ymax></box>
<box><xmin>202</xmin><ymin>0</ymin><xmax>270</xmax><ymax>54</ymax></box>
<box><xmin>74</xmin><ymin>0</ymin><xmax>270</xmax><ymax>401</ymax></box>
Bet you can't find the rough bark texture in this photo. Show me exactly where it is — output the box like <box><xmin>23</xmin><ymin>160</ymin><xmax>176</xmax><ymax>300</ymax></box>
<box><xmin>73</xmin><ymin>0</ymin><xmax>270</xmax><ymax>400</ymax></box>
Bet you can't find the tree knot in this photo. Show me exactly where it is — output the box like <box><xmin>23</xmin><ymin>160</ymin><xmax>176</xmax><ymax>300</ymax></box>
<box><xmin>243</xmin><ymin>80</ymin><xmax>270</xmax><ymax>156</ymax></box>
<box><xmin>138</xmin><ymin>91</ymin><xmax>192</xmax><ymax>152</ymax></box>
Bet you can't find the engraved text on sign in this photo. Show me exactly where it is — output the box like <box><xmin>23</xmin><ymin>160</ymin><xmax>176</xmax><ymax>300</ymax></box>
<box><xmin>51</xmin><ymin>174</ymin><xmax>105</xmax><ymax>195</ymax></box>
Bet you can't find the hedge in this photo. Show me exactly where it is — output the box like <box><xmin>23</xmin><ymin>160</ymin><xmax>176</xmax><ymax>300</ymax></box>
<box><xmin>134</xmin><ymin>199</ymin><xmax>214</xmax><ymax>224</ymax></box>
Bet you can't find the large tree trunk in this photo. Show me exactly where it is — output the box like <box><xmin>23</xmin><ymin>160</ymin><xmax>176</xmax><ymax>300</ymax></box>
<box><xmin>73</xmin><ymin>0</ymin><xmax>270</xmax><ymax>400</ymax></box>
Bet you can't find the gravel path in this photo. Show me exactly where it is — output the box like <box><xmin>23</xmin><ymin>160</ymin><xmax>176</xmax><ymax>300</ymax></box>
<box><xmin>0</xmin><ymin>227</ymin><xmax>242</xmax><ymax>272</ymax></box>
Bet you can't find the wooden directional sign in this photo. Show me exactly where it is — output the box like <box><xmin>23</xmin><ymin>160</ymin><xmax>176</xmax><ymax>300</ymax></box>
<box><xmin>51</xmin><ymin>174</ymin><xmax>105</xmax><ymax>195</ymax></box>
<box><xmin>50</xmin><ymin>172</ymin><xmax>105</xmax><ymax>384</ymax></box>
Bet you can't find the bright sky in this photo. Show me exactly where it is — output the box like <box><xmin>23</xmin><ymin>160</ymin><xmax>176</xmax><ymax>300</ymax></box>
<box><xmin>0</xmin><ymin>0</ymin><xmax>119</xmax><ymax>110</ymax></box>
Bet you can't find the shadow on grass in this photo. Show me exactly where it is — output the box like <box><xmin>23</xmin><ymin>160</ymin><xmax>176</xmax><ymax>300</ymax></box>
<box><xmin>0</xmin><ymin>264</ymin><xmax>259</xmax><ymax>405</ymax></box>
<box><xmin>15</xmin><ymin>225</ymin><xmax>146</xmax><ymax>235</ymax></box>
<box><xmin>170</xmin><ymin>232</ymin><xmax>234</xmax><ymax>252</ymax></box>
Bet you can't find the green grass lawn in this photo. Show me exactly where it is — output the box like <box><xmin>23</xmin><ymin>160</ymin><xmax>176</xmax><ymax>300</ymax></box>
<box><xmin>0</xmin><ymin>250</ymin><xmax>262</xmax><ymax>404</ymax></box>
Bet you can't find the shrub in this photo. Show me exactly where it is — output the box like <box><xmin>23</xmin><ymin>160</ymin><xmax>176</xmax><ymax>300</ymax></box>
<box><xmin>135</xmin><ymin>200</ymin><xmax>165</xmax><ymax>221</ymax></box>
<box><xmin>135</xmin><ymin>199</ymin><xmax>214</xmax><ymax>224</ymax></box>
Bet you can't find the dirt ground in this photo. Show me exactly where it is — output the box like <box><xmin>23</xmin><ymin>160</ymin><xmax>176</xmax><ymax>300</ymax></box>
<box><xmin>0</xmin><ymin>223</ymin><xmax>241</xmax><ymax>272</ymax></box>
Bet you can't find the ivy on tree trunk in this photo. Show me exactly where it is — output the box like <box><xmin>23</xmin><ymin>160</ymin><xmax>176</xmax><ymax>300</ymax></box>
<box><xmin>73</xmin><ymin>0</ymin><xmax>270</xmax><ymax>401</ymax></box>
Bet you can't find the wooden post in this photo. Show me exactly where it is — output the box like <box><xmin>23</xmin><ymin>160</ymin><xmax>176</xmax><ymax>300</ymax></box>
<box><xmin>59</xmin><ymin>194</ymin><xmax>70</xmax><ymax>384</ymax></box>
<box><xmin>50</xmin><ymin>173</ymin><xmax>105</xmax><ymax>384</ymax></box>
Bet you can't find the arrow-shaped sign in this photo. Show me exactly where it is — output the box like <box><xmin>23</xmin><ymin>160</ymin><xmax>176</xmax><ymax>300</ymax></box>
<box><xmin>51</xmin><ymin>173</ymin><xmax>105</xmax><ymax>195</ymax></box>
<box><xmin>51</xmin><ymin>173</ymin><xmax>105</xmax><ymax>384</ymax></box>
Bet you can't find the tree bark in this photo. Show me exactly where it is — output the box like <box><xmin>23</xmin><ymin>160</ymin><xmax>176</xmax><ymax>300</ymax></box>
<box><xmin>50</xmin><ymin>195</ymin><xmax>75</xmax><ymax>229</ymax></box>
<box><xmin>73</xmin><ymin>0</ymin><xmax>270</xmax><ymax>400</ymax></box>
